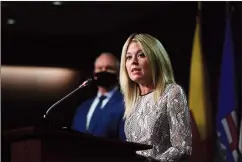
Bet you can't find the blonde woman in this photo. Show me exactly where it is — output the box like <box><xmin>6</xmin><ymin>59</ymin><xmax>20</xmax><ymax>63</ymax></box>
<box><xmin>119</xmin><ymin>33</ymin><xmax>192</xmax><ymax>162</ymax></box>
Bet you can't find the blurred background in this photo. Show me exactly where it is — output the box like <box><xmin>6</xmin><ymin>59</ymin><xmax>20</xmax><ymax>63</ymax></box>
<box><xmin>1</xmin><ymin>1</ymin><xmax>242</xmax><ymax>162</ymax></box>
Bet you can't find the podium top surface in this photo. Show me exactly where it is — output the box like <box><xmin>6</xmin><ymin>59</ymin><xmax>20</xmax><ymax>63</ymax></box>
<box><xmin>3</xmin><ymin>126</ymin><xmax>153</xmax><ymax>151</ymax></box>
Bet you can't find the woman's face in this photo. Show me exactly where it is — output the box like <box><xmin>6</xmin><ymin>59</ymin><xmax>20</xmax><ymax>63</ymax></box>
<box><xmin>125</xmin><ymin>41</ymin><xmax>153</xmax><ymax>85</ymax></box>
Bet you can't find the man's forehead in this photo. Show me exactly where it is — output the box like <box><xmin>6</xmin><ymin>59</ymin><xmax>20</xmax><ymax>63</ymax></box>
<box><xmin>95</xmin><ymin>54</ymin><xmax>116</xmax><ymax>65</ymax></box>
<box><xmin>95</xmin><ymin>60</ymin><xmax>116</xmax><ymax>66</ymax></box>
<box><xmin>99</xmin><ymin>53</ymin><xmax>115</xmax><ymax>59</ymax></box>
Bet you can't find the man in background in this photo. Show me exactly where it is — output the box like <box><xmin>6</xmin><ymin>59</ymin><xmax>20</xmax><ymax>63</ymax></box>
<box><xmin>72</xmin><ymin>52</ymin><xmax>125</xmax><ymax>141</ymax></box>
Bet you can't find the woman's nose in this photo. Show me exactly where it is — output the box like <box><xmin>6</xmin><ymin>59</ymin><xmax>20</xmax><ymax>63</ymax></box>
<box><xmin>131</xmin><ymin>56</ymin><xmax>138</xmax><ymax>64</ymax></box>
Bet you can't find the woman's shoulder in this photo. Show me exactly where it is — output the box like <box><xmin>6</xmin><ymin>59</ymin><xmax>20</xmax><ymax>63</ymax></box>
<box><xmin>165</xmin><ymin>83</ymin><xmax>185</xmax><ymax>93</ymax></box>
<box><xmin>163</xmin><ymin>83</ymin><xmax>187</xmax><ymax>103</ymax></box>
<box><xmin>160</xmin><ymin>83</ymin><xmax>186</xmax><ymax>99</ymax></box>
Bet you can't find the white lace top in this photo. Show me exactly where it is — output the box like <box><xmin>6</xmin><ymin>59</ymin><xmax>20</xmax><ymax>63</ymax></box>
<box><xmin>125</xmin><ymin>83</ymin><xmax>192</xmax><ymax>162</ymax></box>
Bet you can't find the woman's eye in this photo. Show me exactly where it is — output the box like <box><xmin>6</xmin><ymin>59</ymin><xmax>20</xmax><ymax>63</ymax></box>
<box><xmin>126</xmin><ymin>56</ymin><xmax>132</xmax><ymax>60</ymax></box>
<box><xmin>138</xmin><ymin>53</ymin><xmax>145</xmax><ymax>57</ymax></box>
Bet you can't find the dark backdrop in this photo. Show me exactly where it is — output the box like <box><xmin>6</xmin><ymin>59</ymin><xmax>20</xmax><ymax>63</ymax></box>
<box><xmin>2</xmin><ymin>1</ymin><xmax>197</xmax><ymax>129</ymax></box>
<box><xmin>1</xmin><ymin>1</ymin><xmax>241</xmax><ymax>145</ymax></box>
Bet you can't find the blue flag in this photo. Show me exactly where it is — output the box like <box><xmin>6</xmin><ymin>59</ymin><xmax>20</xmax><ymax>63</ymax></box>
<box><xmin>216</xmin><ymin>14</ymin><xmax>239</xmax><ymax>162</ymax></box>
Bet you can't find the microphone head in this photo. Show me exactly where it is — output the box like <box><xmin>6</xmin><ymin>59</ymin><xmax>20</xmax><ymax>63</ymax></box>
<box><xmin>84</xmin><ymin>78</ymin><xmax>93</xmax><ymax>85</ymax></box>
<box><xmin>79</xmin><ymin>78</ymin><xmax>93</xmax><ymax>88</ymax></box>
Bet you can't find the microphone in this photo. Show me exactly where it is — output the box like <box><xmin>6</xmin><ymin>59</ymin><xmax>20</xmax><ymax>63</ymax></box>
<box><xmin>43</xmin><ymin>77</ymin><xmax>93</xmax><ymax>119</ymax></box>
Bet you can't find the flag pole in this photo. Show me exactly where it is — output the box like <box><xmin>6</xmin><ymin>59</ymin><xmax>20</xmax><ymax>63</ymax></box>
<box><xmin>197</xmin><ymin>1</ymin><xmax>201</xmax><ymax>21</ymax></box>
<box><xmin>225</xmin><ymin>1</ymin><xmax>230</xmax><ymax>18</ymax></box>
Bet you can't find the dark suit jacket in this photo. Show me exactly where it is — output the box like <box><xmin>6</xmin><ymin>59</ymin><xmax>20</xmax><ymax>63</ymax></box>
<box><xmin>71</xmin><ymin>89</ymin><xmax>126</xmax><ymax>141</ymax></box>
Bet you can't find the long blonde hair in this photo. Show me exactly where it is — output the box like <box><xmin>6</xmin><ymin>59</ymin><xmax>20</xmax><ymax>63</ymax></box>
<box><xmin>119</xmin><ymin>33</ymin><xmax>175</xmax><ymax>118</ymax></box>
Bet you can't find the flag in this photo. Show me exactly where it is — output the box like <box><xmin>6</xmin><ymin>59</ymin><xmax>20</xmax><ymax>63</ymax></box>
<box><xmin>189</xmin><ymin>17</ymin><xmax>211</xmax><ymax>142</ymax></box>
<box><xmin>216</xmin><ymin>14</ymin><xmax>239</xmax><ymax>162</ymax></box>
<box><xmin>188</xmin><ymin>17</ymin><xmax>212</xmax><ymax>161</ymax></box>
<box><xmin>190</xmin><ymin>110</ymin><xmax>204</xmax><ymax>162</ymax></box>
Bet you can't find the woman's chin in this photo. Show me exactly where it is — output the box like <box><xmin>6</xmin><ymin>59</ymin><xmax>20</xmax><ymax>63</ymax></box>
<box><xmin>131</xmin><ymin>76</ymin><xmax>143</xmax><ymax>83</ymax></box>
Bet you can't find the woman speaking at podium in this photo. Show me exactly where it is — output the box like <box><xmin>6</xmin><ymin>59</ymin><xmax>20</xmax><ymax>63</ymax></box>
<box><xmin>119</xmin><ymin>33</ymin><xmax>192</xmax><ymax>162</ymax></box>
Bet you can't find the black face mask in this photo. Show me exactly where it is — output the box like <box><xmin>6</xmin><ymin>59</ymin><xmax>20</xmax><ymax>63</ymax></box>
<box><xmin>94</xmin><ymin>71</ymin><xmax>118</xmax><ymax>88</ymax></box>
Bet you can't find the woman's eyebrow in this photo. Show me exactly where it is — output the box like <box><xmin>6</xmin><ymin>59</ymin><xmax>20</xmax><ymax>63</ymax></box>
<box><xmin>126</xmin><ymin>50</ymin><xmax>142</xmax><ymax>55</ymax></box>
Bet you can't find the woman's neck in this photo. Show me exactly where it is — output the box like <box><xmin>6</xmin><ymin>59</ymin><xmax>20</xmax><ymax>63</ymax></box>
<box><xmin>139</xmin><ymin>84</ymin><xmax>155</xmax><ymax>96</ymax></box>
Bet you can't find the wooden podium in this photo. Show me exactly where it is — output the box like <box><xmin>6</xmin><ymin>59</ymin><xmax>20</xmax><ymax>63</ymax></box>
<box><xmin>2</xmin><ymin>126</ymin><xmax>152</xmax><ymax>162</ymax></box>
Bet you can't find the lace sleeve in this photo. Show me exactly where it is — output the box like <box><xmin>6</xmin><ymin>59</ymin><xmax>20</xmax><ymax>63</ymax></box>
<box><xmin>155</xmin><ymin>85</ymin><xmax>192</xmax><ymax>162</ymax></box>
